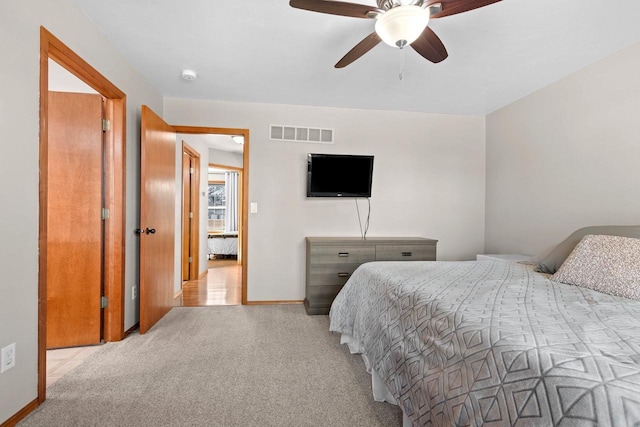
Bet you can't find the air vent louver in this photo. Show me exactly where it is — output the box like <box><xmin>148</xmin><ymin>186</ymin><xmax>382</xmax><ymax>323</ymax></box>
<box><xmin>270</xmin><ymin>125</ymin><xmax>334</xmax><ymax>144</ymax></box>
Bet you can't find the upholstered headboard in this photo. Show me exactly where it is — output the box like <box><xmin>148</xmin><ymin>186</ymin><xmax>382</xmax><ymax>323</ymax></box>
<box><xmin>536</xmin><ymin>225</ymin><xmax>640</xmax><ymax>274</ymax></box>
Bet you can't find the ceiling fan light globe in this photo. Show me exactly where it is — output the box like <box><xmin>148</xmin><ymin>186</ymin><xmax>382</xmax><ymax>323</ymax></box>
<box><xmin>375</xmin><ymin>5</ymin><xmax>430</xmax><ymax>48</ymax></box>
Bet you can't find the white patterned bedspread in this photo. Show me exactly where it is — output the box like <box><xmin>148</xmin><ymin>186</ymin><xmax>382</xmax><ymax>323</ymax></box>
<box><xmin>207</xmin><ymin>236</ymin><xmax>237</xmax><ymax>255</ymax></box>
<box><xmin>329</xmin><ymin>260</ymin><xmax>640</xmax><ymax>426</ymax></box>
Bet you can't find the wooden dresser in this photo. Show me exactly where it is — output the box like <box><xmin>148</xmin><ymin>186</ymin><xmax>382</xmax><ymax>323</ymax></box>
<box><xmin>305</xmin><ymin>237</ymin><xmax>438</xmax><ymax>315</ymax></box>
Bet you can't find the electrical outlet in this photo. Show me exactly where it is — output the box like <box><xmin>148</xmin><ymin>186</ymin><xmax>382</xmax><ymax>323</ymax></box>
<box><xmin>132</xmin><ymin>285</ymin><xmax>137</xmax><ymax>300</ymax></box>
<box><xmin>1</xmin><ymin>343</ymin><xmax>16</xmax><ymax>373</ymax></box>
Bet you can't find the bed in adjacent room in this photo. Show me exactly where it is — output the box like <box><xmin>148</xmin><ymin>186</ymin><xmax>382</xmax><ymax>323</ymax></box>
<box><xmin>329</xmin><ymin>226</ymin><xmax>640</xmax><ymax>426</ymax></box>
<box><xmin>207</xmin><ymin>233</ymin><xmax>238</xmax><ymax>259</ymax></box>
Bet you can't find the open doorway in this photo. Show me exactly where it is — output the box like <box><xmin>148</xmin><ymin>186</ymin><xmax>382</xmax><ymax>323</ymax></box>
<box><xmin>39</xmin><ymin>27</ymin><xmax>126</xmax><ymax>401</ymax></box>
<box><xmin>173</xmin><ymin>129</ymin><xmax>249</xmax><ymax>306</ymax></box>
<box><xmin>206</xmin><ymin>164</ymin><xmax>242</xmax><ymax>264</ymax></box>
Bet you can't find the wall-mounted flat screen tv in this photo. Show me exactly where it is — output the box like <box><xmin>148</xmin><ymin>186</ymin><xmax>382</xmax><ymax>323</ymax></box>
<box><xmin>307</xmin><ymin>153</ymin><xmax>374</xmax><ymax>197</ymax></box>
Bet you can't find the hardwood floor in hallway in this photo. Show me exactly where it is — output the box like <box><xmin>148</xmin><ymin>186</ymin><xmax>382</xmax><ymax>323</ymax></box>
<box><xmin>175</xmin><ymin>261</ymin><xmax>242</xmax><ymax>306</ymax></box>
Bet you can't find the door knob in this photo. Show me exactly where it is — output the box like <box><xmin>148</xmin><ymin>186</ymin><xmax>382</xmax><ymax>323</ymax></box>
<box><xmin>146</xmin><ymin>228</ymin><xmax>156</xmax><ymax>234</ymax></box>
<box><xmin>134</xmin><ymin>228</ymin><xmax>145</xmax><ymax>235</ymax></box>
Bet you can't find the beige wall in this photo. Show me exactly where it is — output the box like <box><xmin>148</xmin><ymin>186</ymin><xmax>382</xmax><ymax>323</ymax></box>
<box><xmin>0</xmin><ymin>1</ymin><xmax>162</xmax><ymax>422</ymax></box>
<box><xmin>485</xmin><ymin>42</ymin><xmax>640</xmax><ymax>255</ymax></box>
<box><xmin>164</xmin><ymin>98</ymin><xmax>487</xmax><ymax>301</ymax></box>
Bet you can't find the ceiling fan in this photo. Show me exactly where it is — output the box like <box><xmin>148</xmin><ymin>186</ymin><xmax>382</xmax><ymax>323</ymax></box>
<box><xmin>289</xmin><ymin>0</ymin><xmax>501</xmax><ymax>68</ymax></box>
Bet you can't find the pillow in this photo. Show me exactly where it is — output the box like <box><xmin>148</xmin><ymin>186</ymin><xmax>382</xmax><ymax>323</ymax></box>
<box><xmin>536</xmin><ymin>225</ymin><xmax>640</xmax><ymax>274</ymax></box>
<box><xmin>551</xmin><ymin>234</ymin><xmax>640</xmax><ymax>301</ymax></box>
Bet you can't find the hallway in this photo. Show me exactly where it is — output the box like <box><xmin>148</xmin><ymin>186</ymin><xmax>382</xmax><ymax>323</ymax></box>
<box><xmin>175</xmin><ymin>261</ymin><xmax>241</xmax><ymax>306</ymax></box>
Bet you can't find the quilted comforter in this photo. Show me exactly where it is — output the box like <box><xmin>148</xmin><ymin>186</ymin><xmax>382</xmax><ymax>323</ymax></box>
<box><xmin>329</xmin><ymin>260</ymin><xmax>640</xmax><ymax>426</ymax></box>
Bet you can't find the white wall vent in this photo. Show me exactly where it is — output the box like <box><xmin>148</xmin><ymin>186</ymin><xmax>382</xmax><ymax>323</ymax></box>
<box><xmin>270</xmin><ymin>125</ymin><xmax>334</xmax><ymax>144</ymax></box>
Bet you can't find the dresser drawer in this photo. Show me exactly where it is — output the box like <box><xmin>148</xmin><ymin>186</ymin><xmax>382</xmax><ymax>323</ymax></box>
<box><xmin>306</xmin><ymin>284</ymin><xmax>345</xmax><ymax>307</ymax></box>
<box><xmin>376</xmin><ymin>244</ymin><xmax>436</xmax><ymax>261</ymax></box>
<box><xmin>307</xmin><ymin>263</ymin><xmax>362</xmax><ymax>287</ymax></box>
<box><xmin>306</xmin><ymin>264</ymin><xmax>361</xmax><ymax>310</ymax></box>
<box><xmin>309</xmin><ymin>245</ymin><xmax>375</xmax><ymax>265</ymax></box>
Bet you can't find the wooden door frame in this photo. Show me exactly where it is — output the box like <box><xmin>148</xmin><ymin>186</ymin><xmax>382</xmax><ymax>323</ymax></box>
<box><xmin>39</xmin><ymin>27</ymin><xmax>126</xmax><ymax>403</ymax></box>
<box><xmin>181</xmin><ymin>141</ymin><xmax>200</xmax><ymax>282</ymax></box>
<box><xmin>174</xmin><ymin>126</ymin><xmax>249</xmax><ymax>304</ymax></box>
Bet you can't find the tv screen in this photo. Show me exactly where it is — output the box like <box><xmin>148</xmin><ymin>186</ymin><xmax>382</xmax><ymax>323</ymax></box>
<box><xmin>307</xmin><ymin>153</ymin><xmax>374</xmax><ymax>197</ymax></box>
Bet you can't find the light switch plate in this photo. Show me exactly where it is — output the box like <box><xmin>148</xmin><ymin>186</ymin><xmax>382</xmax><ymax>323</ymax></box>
<box><xmin>250</xmin><ymin>202</ymin><xmax>258</xmax><ymax>213</ymax></box>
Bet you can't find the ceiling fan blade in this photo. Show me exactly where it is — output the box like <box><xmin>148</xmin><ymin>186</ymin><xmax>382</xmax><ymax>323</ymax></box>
<box><xmin>335</xmin><ymin>32</ymin><xmax>382</xmax><ymax>68</ymax></box>
<box><xmin>426</xmin><ymin>0</ymin><xmax>501</xmax><ymax>19</ymax></box>
<box><xmin>290</xmin><ymin>0</ymin><xmax>382</xmax><ymax>19</ymax></box>
<box><xmin>410</xmin><ymin>27</ymin><xmax>448</xmax><ymax>63</ymax></box>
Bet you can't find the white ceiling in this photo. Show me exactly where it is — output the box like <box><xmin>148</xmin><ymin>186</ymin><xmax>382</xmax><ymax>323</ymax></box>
<box><xmin>74</xmin><ymin>0</ymin><xmax>640</xmax><ymax>115</ymax></box>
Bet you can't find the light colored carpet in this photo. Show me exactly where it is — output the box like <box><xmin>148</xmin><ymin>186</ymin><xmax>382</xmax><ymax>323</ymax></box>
<box><xmin>20</xmin><ymin>305</ymin><xmax>402</xmax><ymax>426</ymax></box>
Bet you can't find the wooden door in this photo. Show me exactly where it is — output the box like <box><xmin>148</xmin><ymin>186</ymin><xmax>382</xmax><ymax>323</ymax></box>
<box><xmin>181</xmin><ymin>142</ymin><xmax>201</xmax><ymax>283</ymax></box>
<box><xmin>46</xmin><ymin>91</ymin><xmax>103</xmax><ymax>348</ymax></box>
<box><xmin>140</xmin><ymin>106</ymin><xmax>176</xmax><ymax>334</ymax></box>
<box><xmin>182</xmin><ymin>150</ymin><xmax>192</xmax><ymax>282</ymax></box>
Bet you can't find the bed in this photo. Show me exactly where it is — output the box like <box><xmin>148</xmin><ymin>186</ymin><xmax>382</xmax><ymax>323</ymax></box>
<box><xmin>329</xmin><ymin>227</ymin><xmax>640</xmax><ymax>426</ymax></box>
<box><xmin>207</xmin><ymin>233</ymin><xmax>238</xmax><ymax>258</ymax></box>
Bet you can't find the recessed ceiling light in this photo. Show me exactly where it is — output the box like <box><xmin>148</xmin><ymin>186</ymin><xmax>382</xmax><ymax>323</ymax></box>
<box><xmin>181</xmin><ymin>69</ymin><xmax>197</xmax><ymax>81</ymax></box>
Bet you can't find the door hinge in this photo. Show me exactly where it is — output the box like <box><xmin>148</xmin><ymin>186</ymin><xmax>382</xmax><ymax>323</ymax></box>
<box><xmin>189</xmin><ymin>167</ymin><xmax>194</xmax><ymax>174</ymax></box>
<box><xmin>189</xmin><ymin>212</ymin><xmax>193</xmax><ymax>219</ymax></box>
<box><xmin>101</xmin><ymin>208</ymin><xmax>110</xmax><ymax>220</ymax></box>
<box><xmin>188</xmin><ymin>257</ymin><xmax>193</xmax><ymax>263</ymax></box>
<box><xmin>102</xmin><ymin>119</ymin><xmax>111</xmax><ymax>132</ymax></box>
<box><xmin>101</xmin><ymin>296</ymin><xmax>108</xmax><ymax>308</ymax></box>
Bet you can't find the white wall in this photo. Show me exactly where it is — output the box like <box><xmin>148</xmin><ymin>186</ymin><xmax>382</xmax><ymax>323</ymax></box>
<box><xmin>0</xmin><ymin>1</ymin><xmax>162</xmax><ymax>422</ymax></box>
<box><xmin>485</xmin><ymin>42</ymin><xmax>640</xmax><ymax>255</ymax></box>
<box><xmin>209</xmin><ymin>147</ymin><xmax>243</xmax><ymax>168</ymax></box>
<box><xmin>209</xmin><ymin>172</ymin><xmax>227</xmax><ymax>181</ymax></box>
<box><xmin>49</xmin><ymin>59</ymin><xmax>97</xmax><ymax>94</ymax></box>
<box><xmin>164</xmin><ymin>98</ymin><xmax>486</xmax><ymax>301</ymax></box>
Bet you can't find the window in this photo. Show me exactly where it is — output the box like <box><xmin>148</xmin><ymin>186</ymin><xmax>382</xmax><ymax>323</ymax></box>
<box><xmin>208</xmin><ymin>182</ymin><xmax>225</xmax><ymax>231</ymax></box>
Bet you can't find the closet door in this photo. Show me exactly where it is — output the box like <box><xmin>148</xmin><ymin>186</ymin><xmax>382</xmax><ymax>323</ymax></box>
<box><xmin>47</xmin><ymin>91</ymin><xmax>103</xmax><ymax>348</ymax></box>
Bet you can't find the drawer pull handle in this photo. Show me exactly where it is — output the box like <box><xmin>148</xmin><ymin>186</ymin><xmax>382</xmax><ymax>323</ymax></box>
<box><xmin>337</xmin><ymin>273</ymin><xmax>350</xmax><ymax>278</ymax></box>
<box><xmin>338</xmin><ymin>252</ymin><xmax>349</xmax><ymax>257</ymax></box>
<box><xmin>402</xmin><ymin>252</ymin><xmax>413</xmax><ymax>257</ymax></box>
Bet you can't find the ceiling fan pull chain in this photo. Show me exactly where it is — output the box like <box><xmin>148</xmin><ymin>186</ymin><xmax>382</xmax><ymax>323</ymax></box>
<box><xmin>399</xmin><ymin>46</ymin><xmax>405</xmax><ymax>80</ymax></box>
